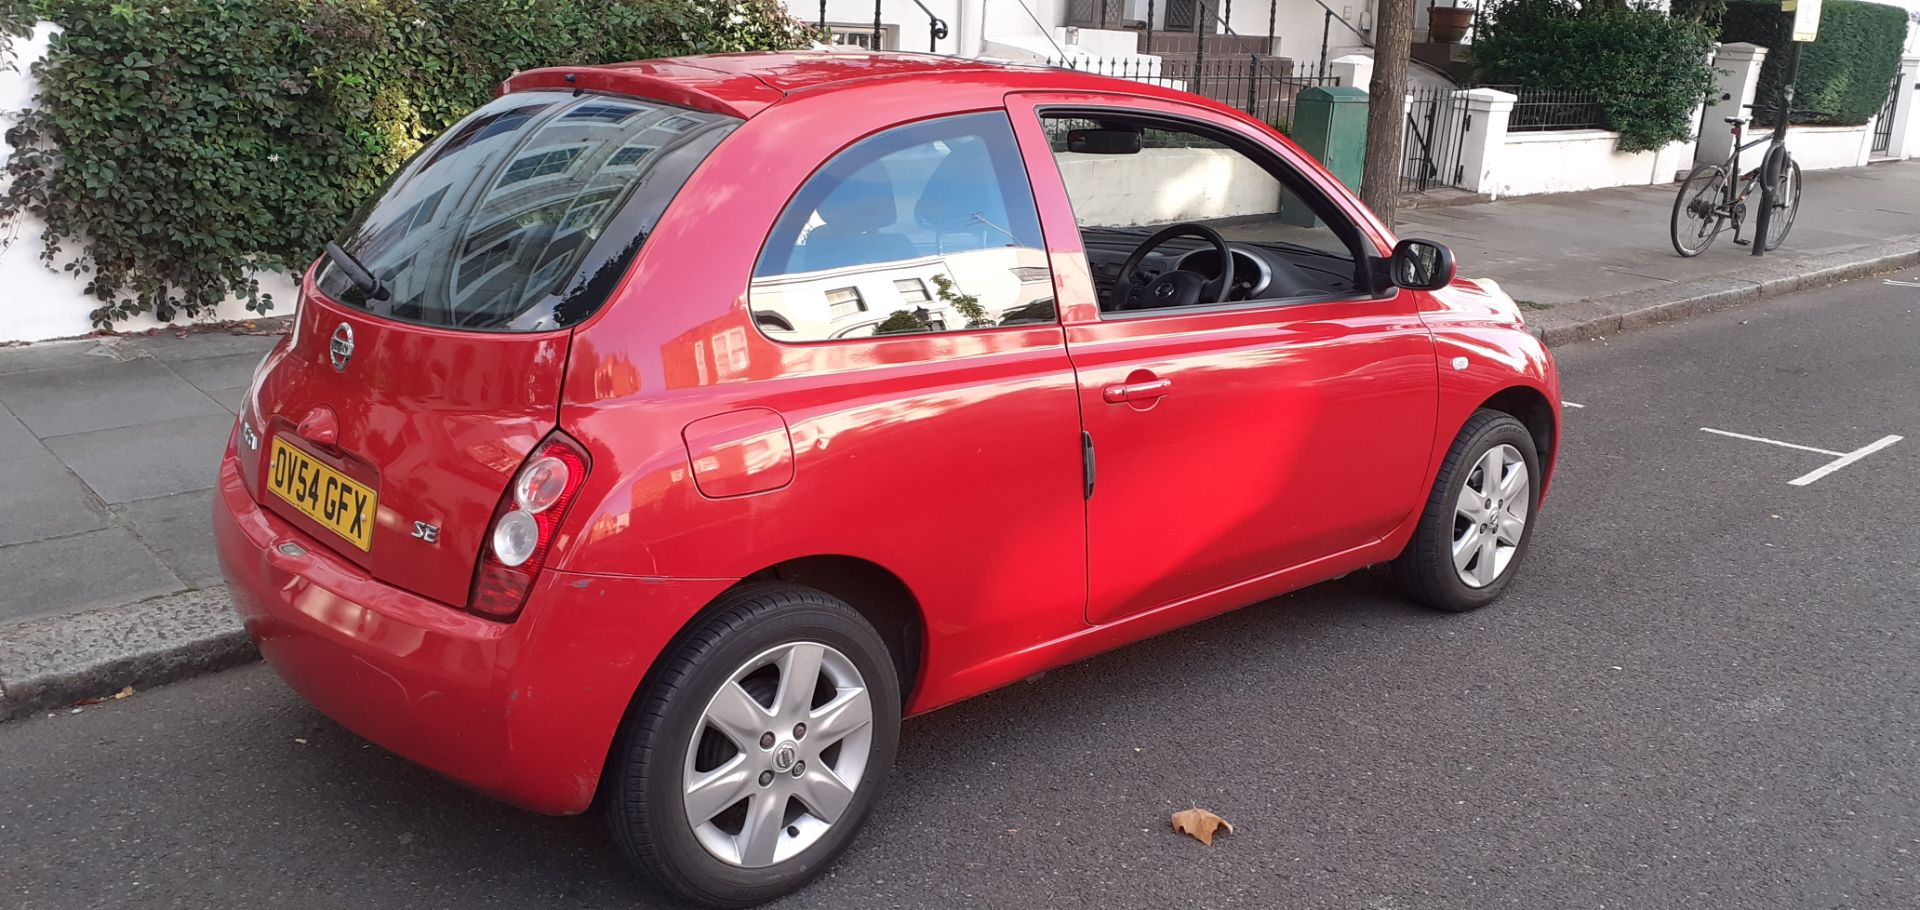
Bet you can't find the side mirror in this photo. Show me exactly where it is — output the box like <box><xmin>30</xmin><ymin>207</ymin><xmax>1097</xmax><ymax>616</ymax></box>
<box><xmin>1389</xmin><ymin>238</ymin><xmax>1456</xmax><ymax>291</ymax></box>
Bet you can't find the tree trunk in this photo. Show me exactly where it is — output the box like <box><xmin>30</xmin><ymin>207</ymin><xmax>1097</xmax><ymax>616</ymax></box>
<box><xmin>1360</xmin><ymin>0</ymin><xmax>1416</xmax><ymax>227</ymax></box>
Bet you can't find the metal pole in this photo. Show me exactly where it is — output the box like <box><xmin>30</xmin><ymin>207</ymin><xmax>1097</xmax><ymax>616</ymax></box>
<box><xmin>1194</xmin><ymin>0</ymin><xmax>1205</xmax><ymax>78</ymax></box>
<box><xmin>873</xmin><ymin>0</ymin><xmax>883</xmax><ymax>50</ymax></box>
<box><xmin>1752</xmin><ymin>38</ymin><xmax>1800</xmax><ymax>258</ymax></box>
<box><xmin>819</xmin><ymin>0</ymin><xmax>826</xmax><ymax>34</ymax></box>
<box><xmin>1224</xmin><ymin>0</ymin><xmax>1233</xmax><ymax>36</ymax></box>
<box><xmin>1100</xmin><ymin>0</ymin><xmax>1110</xmax><ymax>30</ymax></box>
<box><xmin>1320</xmin><ymin>10</ymin><xmax>1330</xmax><ymax>72</ymax></box>
<box><xmin>1267</xmin><ymin>0</ymin><xmax>1276</xmax><ymax>56</ymax></box>
<box><xmin>1146</xmin><ymin>0</ymin><xmax>1156</xmax><ymax>50</ymax></box>
<box><xmin>1246</xmin><ymin>53</ymin><xmax>1258</xmax><ymax>118</ymax></box>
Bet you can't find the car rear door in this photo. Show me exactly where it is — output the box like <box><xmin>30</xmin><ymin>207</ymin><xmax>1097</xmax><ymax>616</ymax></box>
<box><xmin>240</xmin><ymin>90</ymin><xmax>740</xmax><ymax>608</ymax></box>
<box><xmin>1004</xmin><ymin>92</ymin><xmax>1439</xmax><ymax>626</ymax></box>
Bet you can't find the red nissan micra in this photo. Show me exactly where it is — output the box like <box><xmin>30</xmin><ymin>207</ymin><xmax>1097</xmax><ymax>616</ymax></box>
<box><xmin>215</xmin><ymin>51</ymin><xmax>1560</xmax><ymax>907</ymax></box>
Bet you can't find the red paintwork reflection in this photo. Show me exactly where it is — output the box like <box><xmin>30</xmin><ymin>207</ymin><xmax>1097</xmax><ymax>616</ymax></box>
<box><xmin>247</xmin><ymin>272</ymin><xmax>567</xmax><ymax>606</ymax></box>
<box><xmin>682</xmin><ymin>408</ymin><xmax>795</xmax><ymax>498</ymax></box>
<box><xmin>218</xmin><ymin>55</ymin><xmax>1561</xmax><ymax>817</ymax></box>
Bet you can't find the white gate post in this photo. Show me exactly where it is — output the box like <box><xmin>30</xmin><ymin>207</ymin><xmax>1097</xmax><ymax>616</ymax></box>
<box><xmin>1454</xmin><ymin>88</ymin><xmax>1516</xmax><ymax>198</ymax></box>
<box><xmin>1327</xmin><ymin>54</ymin><xmax>1373</xmax><ymax>92</ymax></box>
<box><xmin>1697</xmin><ymin>42</ymin><xmax>1768</xmax><ymax>167</ymax></box>
<box><xmin>1885</xmin><ymin>54</ymin><xmax>1920</xmax><ymax>161</ymax></box>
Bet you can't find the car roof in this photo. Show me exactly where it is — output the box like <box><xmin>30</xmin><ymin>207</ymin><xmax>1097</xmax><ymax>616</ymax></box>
<box><xmin>503</xmin><ymin>50</ymin><xmax>1167</xmax><ymax>120</ymax></box>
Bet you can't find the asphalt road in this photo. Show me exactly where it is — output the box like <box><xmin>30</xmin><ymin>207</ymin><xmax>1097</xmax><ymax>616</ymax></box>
<box><xmin>5</xmin><ymin>272</ymin><xmax>1919</xmax><ymax>910</ymax></box>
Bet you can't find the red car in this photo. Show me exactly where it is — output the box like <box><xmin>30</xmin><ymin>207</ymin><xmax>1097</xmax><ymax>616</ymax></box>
<box><xmin>215</xmin><ymin>51</ymin><xmax>1559</xmax><ymax>907</ymax></box>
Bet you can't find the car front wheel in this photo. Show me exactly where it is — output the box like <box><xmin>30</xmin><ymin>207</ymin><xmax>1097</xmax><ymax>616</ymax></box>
<box><xmin>605</xmin><ymin>583</ymin><xmax>901</xmax><ymax>908</ymax></box>
<box><xmin>1391</xmin><ymin>409</ymin><xmax>1542</xmax><ymax>611</ymax></box>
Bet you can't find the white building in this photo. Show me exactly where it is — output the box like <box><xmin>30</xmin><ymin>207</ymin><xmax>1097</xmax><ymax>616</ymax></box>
<box><xmin>792</xmin><ymin>0</ymin><xmax>1396</xmax><ymax>69</ymax></box>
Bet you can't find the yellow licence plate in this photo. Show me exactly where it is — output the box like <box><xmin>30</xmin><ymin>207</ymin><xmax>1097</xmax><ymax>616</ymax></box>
<box><xmin>267</xmin><ymin>436</ymin><xmax>377</xmax><ymax>551</ymax></box>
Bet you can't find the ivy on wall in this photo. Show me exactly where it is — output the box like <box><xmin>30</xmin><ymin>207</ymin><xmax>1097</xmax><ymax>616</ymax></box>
<box><xmin>0</xmin><ymin>0</ymin><xmax>33</xmax><ymax>68</ymax></box>
<box><xmin>0</xmin><ymin>0</ymin><xmax>816</xmax><ymax>328</ymax></box>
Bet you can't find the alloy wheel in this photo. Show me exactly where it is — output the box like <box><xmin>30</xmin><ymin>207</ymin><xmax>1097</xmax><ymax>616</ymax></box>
<box><xmin>682</xmin><ymin>641</ymin><xmax>875</xmax><ymax>868</ymax></box>
<box><xmin>1452</xmin><ymin>443</ymin><xmax>1530</xmax><ymax>588</ymax></box>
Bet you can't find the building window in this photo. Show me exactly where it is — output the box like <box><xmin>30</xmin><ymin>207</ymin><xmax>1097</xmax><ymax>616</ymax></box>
<box><xmin>564</xmin><ymin>103</ymin><xmax>646</xmax><ymax>124</ymax></box>
<box><xmin>894</xmin><ymin>278</ymin><xmax>930</xmax><ymax>303</ymax></box>
<box><xmin>826</xmin><ymin>287</ymin><xmax>866</xmax><ymax>319</ymax></box>
<box><xmin>499</xmin><ymin>146</ymin><xmax>583</xmax><ymax>187</ymax></box>
<box><xmin>828</xmin><ymin>24</ymin><xmax>898</xmax><ymax>50</ymax></box>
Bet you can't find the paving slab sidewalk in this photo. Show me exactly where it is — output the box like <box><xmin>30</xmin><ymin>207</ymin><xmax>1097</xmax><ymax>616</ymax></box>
<box><xmin>1397</xmin><ymin>160</ymin><xmax>1920</xmax><ymax>340</ymax></box>
<box><xmin>1</xmin><ymin>160</ymin><xmax>1917</xmax><ymax>719</ymax></box>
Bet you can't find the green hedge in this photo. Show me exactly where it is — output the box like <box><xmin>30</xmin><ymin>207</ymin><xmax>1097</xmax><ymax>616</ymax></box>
<box><xmin>1471</xmin><ymin>0</ymin><xmax>1718</xmax><ymax>153</ymax></box>
<box><xmin>0</xmin><ymin>0</ymin><xmax>814</xmax><ymax>328</ymax></box>
<box><xmin>1720</xmin><ymin>0</ymin><xmax>1907</xmax><ymax>126</ymax></box>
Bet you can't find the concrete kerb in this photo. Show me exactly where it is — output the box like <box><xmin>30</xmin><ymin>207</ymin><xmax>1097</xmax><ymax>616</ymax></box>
<box><xmin>1533</xmin><ymin>242</ymin><xmax>1920</xmax><ymax>347</ymax></box>
<box><xmin>0</xmin><ymin>588</ymin><xmax>256</xmax><ymax>721</ymax></box>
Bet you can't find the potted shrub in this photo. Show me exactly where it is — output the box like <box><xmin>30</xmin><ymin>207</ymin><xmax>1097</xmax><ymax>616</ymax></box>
<box><xmin>1429</xmin><ymin>2</ymin><xmax>1474</xmax><ymax>43</ymax></box>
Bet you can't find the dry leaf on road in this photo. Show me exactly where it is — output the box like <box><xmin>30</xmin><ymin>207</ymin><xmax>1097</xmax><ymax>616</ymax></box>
<box><xmin>1170</xmin><ymin>808</ymin><xmax>1233</xmax><ymax>846</ymax></box>
<box><xmin>113</xmin><ymin>686</ymin><xmax>135</xmax><ymax>700</ymax></box>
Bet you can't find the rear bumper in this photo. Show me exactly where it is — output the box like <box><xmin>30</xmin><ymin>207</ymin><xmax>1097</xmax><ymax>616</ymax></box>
<box><xmin>213</xmin><ymin>439</ymin><xmax>734</xmax><ymax>814</ymax></box>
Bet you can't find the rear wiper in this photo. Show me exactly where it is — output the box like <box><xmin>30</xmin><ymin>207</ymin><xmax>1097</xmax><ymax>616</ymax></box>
<box><xmin>324</xmin><ymin>242</ymin><xmax>392</xmax><ymax>302</ymax></box>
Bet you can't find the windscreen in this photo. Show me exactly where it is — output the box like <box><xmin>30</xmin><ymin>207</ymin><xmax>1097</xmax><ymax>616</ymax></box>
<box><xmin>317</xmin><ymin>90</ymin><xmax>738</xmax><ymax>331</ymax></box>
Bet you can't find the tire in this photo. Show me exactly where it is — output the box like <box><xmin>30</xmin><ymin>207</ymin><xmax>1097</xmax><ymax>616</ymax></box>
<box><xmin>605</xmin><ymin>583</ymin><xmax>902</xmax><ymax>908</ymax></box>
<box><xmin>1763</xmin><ymin>157</ymin><xmax>1802</xmax><ymax>251</ymax></box>
<box><xmin>1391</xmin><ymin>410</ymin><xmax>1543</xmax><ymax>612</ymax></box>
<box><xmin>1670</xmin><ymin>162</ymin><xmax>1728</xmax><ymax>258</ymax></box>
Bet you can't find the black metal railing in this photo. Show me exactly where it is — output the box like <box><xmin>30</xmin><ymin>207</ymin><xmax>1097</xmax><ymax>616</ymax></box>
<box><xmin>1049</xmin><ymin>55</ymin><xmax>1339</xmax><ymax>133</ymax></box>
<box><xmin>1872</xmin><ymin>74</ymin><xmax>1900</xmax><ymax>155</ymax></box>
<box><xmin>1484</xmin><ymin>85</ymin><xmax>1608</xmax><ymax>132</ymax></box>
<box><xmin>1401</xmin><ymin>85</ymin><xmax>1471</xmax><ymax>193</ymax></box>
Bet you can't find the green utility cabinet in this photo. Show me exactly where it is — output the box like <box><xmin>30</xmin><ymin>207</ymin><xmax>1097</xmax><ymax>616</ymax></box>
<box><xmin>1280</xmin><ymin>85</ymin><xmax>1369</xmax><ymax>228</ymax></box>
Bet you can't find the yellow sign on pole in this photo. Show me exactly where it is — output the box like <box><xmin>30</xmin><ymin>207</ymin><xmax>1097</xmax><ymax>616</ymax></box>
<box><xmin>1783</xmin><ymin>0</ymin><xmax>1822</xmax><ymax>42</ymax></box>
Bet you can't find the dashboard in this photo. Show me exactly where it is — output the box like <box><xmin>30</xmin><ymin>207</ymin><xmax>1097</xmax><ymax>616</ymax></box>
<box><xmin>1080</xmin><ymin>227</ymin><xmax>1359</xmax><ymax>310</ymax></box>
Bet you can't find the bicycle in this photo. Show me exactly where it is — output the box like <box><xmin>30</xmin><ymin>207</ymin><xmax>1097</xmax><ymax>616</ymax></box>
<box><xmin>1670</xmin><ymin>105</ymin><xmax>1808</xmax><ymax>258</ymax></box>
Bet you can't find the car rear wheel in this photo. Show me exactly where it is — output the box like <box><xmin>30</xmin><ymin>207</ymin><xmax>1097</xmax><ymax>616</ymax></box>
<box><xmin>605</xmin><ymin>584</ymin><xmax>901</xmax><ymax>908</ymax></box>
<box><xmin>1391</xmin><ymin>410</ymin><xmax>1541</xmax><ymax>612</ymax></box>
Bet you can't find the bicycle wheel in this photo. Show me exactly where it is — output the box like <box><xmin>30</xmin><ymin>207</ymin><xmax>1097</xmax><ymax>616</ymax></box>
<box><xmin>1671</xmin><ymin>163</ymin><xmax>1728</xmax><ymax>257</ymax></box>
<box><xmin>1763</xmin><ymin>157</ymin><xmax>1802</xmax><ymax>251</ymax></box>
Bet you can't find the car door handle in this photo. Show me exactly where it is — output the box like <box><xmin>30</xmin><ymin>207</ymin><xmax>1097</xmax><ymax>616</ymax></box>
<box><xmin>1101</xmin><ymin>379</ymin><xmax>1172</xmax><ymax>404</ymax></box>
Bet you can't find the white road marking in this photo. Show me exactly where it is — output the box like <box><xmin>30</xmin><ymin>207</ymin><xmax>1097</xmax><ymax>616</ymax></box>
<box><xmin>1883</xmin><ymin>279</ymin><xmax>1920</xmax><ymax>288</ymax></box>
<box><xmin>1561</xmin><ymin>401</ymin><xmax>1585</xmax><ymax>409</ymax></box>
<box><xmin>1699</xmin><ymin>427</ymin><xmax>1843</xmax><ymax>457</ymax></box>
<box><xmin>1788</xmin><ymin>435</ymin><xmax>1903</xmax><ymax>487</ymax></box>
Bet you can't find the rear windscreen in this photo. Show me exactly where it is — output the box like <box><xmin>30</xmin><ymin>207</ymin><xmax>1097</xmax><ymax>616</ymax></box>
<box><xmin>317</xmin><ymin>90</ymin><xmax>738</xmax><ymax>331</ymax></box>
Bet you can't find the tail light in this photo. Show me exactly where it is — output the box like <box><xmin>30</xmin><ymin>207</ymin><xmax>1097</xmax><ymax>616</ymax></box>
<box><xmin>468</xmin><ymin>433</ymin><xmax>589</xmax><ymax>620</ymax></box>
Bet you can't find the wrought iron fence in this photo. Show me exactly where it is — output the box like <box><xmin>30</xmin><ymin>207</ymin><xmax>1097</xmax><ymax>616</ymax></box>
<box><xmin>1049</xmin><ymin>55</ymin><xmax>1340</xmax><ymax>134</ymax></box>
<box><xmin>1400</xmin><ymin>84</ymin><xmax>1613</xmax><ymax>193</ymax></box>
<box><xmin>1872</xmin><ymin>74</ymin><xmax>1900</xmax><ymax>155</ymax></box>
<box><xmin>1483</xmin><ymin>85</ymin><xmax>1608</xmax><ymax>132</ymax></box>
<box><xmin>1401</xmin><ymin>85</ymin><xmax>1471</xmax><ymax>193</ymax></box>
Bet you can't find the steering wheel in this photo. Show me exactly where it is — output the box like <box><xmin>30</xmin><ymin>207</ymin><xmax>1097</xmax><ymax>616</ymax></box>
<box><xmin>1111</xmin><ymin>222</ymin><xmax>1235</xmax><ymax>311</ymax></box>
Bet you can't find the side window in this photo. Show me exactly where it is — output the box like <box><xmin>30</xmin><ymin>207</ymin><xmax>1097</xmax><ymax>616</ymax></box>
<box><xmin>751</xmin><ymin>113</ymin><xmax>1056</xmax><ymax>341</ymax></box>
<box><xmin>1041</xmin><ymin>114</ymin><xmax>1364</xmax><ymax>313</ymax></box>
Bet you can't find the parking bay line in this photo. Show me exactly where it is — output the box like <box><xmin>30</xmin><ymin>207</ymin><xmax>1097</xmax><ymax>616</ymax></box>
<box><xmin>1884</xmin><ymin>279</ymin><xmax>1920</xmax><ymax>288</ymax></box>
<box><xmin>1788</xmin><ymin>435</ymin><xmax>1903</xmax><ymax>487</ymax></box>
<box><xmin>1699</xmin><ymin>427</ymin><xmax>1903</xmax><ymax>486</ymax></box>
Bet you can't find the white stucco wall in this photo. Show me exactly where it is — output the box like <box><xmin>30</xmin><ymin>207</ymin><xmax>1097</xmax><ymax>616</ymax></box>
<box><xmin>0</xmin><ymin>23</ymin><xmax>296</xmax><ymax>343</ymax></box>
<box><xmin>1747</xmin><ymin>123</ymin><xmax>1878</xmax><ymax>172</ymax></box>
<box><xmin>1482</xmin><ymin>130</ymin><xmax>1698</xmax><ymax>197</ymax></box>
<box><xmin>1055</xmin><ymin>146</ymin><xmax>1278</xmax><ymax>225</ymax></box>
